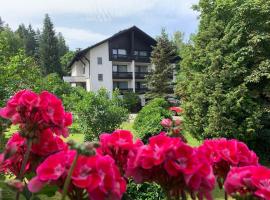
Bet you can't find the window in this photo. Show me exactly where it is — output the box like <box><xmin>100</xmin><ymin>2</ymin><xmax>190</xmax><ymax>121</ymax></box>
<box><xmin>97</xmin><ymin>57</ymin><xmax>102</xmax><ymax>65</ymax></box>
<box><xmin>139</xmin><ymin>51</ymin><xmax>147</xmax><ymax>57</ymax></box>
<box><xmin>98</xmin><ymin>74</ymin><xmax>103</xmax><ymax>81</ymax></box>
<box><xmin>112</xmin><ymin>65</ymin><xmax>118</xmax><ymax>72</ymax></box>
<box><xmin>112</xmin><ymin>49</ymin><xmax>118</xmax><ymax>55</ymax></box>
<box><xmin>82</xmin><ymin>66</ymin><xmax>86</xmax><ymax>74</ymax></box>
<box><xmin>112</xmin><ymin>65</ymin><xmax>127</xmax><ymax>72</ymax></box>
<box><xmin>135</xmin><ymin>65</ymin><xmax>148</xmax><ymax>72</ymax></box>
<box><xmin>113</xmin><ymin>81</ymin><xmax>128</xmax><ymax>89</ymax></box>
<box><xmin>118</xmin><ymin>65</ymin><xmax>127</xmax><ymax>72</ymax></box>
<box><xmin>118</xmin><ymin>49</ymin><xmax>127</xmax><ymax>55</ymax></box>
<box><xmin>134</xmin><ymin>50</ymin><xmax>148</xmax><ymax>57</ymax></box>
<box><xmin>112</xmin><ymin>49</ymin><xmax>127</xmax><ymax>58</ymax></box>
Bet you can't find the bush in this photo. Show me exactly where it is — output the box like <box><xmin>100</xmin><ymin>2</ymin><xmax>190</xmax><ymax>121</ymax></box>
<box><xmin>133</xmin><ymin>98</ymin><xmax>172</xmax><ymax>142</ymax></box>
<box><xmin>73</xmin><ymin>88</ymin><xmax>129</xmax><ymax>141</ymax></box>
<box><xmin>124</xmin><ymin>180</ymin><xmax>164</xmax><ymax>200</ymax></box>
<box><xmin>123</xmin><ymin>91</ymin><xmax>141</xmax><ymax>113</ymax></box>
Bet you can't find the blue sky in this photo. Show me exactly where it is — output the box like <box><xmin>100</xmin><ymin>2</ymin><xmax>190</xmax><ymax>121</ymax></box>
<box><xmin>0</xmin><ymin>0</ymin><xmax>199</xmax><ymax>50</ymax></box>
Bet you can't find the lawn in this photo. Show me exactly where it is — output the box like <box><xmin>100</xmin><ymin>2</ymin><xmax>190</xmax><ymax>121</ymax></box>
<box><xmin>1</xmin><ymin>121</ymin><xmax>231</xmax><ymax>200</ymax></box>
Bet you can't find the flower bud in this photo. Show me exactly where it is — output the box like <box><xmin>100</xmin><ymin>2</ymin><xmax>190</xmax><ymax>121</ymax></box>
<box><xmin>160</xmin><ymin>118</ymin><xmax>172</xmax><ymax>128</ymax></box>
<box><xmin>6</xmin><ymin>179</ymin><xmax>24</xmax><ymax>192</ymax></box>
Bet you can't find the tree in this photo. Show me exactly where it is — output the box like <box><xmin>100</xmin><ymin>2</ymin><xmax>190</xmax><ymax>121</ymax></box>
<box><xmin>57</xmin><ymin>32</ymin><xmax>69</xmax><ymax>58</ymax></box>
<box><xmin>60</xmin><ymin>51</ymin><xmax>75</xmax><ymax>75</ymax></box>
<box><xmin>176</xmin><ymin>0</ymin><xmax>270</xmax><ymax>158</ymax></box>
<box><xmin>0</xmin><ymin>26</ymin><xmax>23</xmax><ymax>65</ymax></box>
<box><xmin>68</xmin><ymin>88</ymin><xmax>129</xmax><ymax>141</ymax></box>
<box><xmin>0</xmin><ymin>17</ymin><xmax>4</xmax><ymax>31</ymax></box>
<box><xmin>146</xmin><ymin>29</ymin><xmax>177</xmax><ymax>99</ymax></box>
<box><xmin>16</xmin><ymin>24</ymin><xmax>38</xmax><ymax>59</ymax></box>
<box><xmin>39</xmin><ymin>14</ymin><xmax>62</xmax><ymax>76</ymax></box>
<box><xmin>133</xmin><ymin>98</ymin><xmax>172</xmax><ymax>142</ymax></box>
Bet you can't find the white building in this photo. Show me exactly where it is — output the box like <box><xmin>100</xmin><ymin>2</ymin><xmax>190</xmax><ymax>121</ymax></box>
<box><xmin>63</xmin><ymin>26</ymin><xmax>179</xmax><ymax>105</ymax></box>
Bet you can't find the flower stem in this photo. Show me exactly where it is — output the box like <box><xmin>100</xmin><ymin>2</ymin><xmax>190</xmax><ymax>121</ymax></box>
<box><xmin>224</xmin><ymin>191</ymin><xmax>228</xmax><ymax>200</ymax></box>
<box><xmin>16</xmin><ymin>138</ymin><xmax>33</xmax><ymax>200</ymax></box>
<box><xmin>61</xmin><ymin>152</ymin><xmax>79</xmax><ymax>200</ymax></box>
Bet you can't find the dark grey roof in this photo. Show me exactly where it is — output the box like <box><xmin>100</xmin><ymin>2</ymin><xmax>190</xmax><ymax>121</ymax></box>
<box><xmin>67</xmin><ymin>26</ymin><xmax>156</xmax><ymax>68</ymax></box>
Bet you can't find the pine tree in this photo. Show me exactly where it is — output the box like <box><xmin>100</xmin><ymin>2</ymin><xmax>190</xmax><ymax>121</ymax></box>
<box><xmin>146</xmin><ymin>29</ymin><xmax>177</xmax><ymax>99</ymax></box>
<box><xmin>16</xmin><ymin>24</ymin><xmax>38</xmax><ymax>58</ymax></box>
<box><xmin>57</xmin><ymin>32</ymin><xmax>69</xmax><ymax>58</ymax></box>
<box><xmin>0</xmin><ymin>17</ymin><xmax>4</xmax><ymax>31</ymax></box>
<box><xmin>39</xmin><ymin>14</ymin><xmax>62</xmax><ymax>75</ymax></box>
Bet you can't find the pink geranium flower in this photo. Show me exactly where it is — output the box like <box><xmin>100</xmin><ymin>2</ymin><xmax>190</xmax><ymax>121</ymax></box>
<box><xmin>225</xmin><ymin>165</ymin><xmax>270</xmax><ymax>199</ymax></box>
<box><xmin>198</xmin><ymin>138</ymin><xmax>259</xmax><ymax>184</ymax></box>
<box><xmin>28</xmin><ymin>150</ymin><xmax>126</xmax><ymax>200</ymax></box>
<box><xmin>160</xmin><ymin>118</ymin><xmax>173</xmax><ymax>128</ymax></box>
<box><xmin>99</xmin><ymin>130</ymin><xmax>143</xmax><ymax>174</ymax></box>
<box><xmin>0</xmin><ymin>90</ymin><xmax>72</xmax><ymax>138</ymax></box>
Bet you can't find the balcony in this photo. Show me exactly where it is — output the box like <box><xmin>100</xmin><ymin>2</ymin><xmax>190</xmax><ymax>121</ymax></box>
<box><xmin>63</xmin><ymin>76</ymin><xmax>86</xmax><ymax>83</ymax></box>
<box><xmin>113</xmin><ymin>72</ymin><xmax>133</xmax><ymax>79</ymax></box>
<box><xmin>135</xmin><ymin>72</ymin><xmax>149</xmax><ymax>79</ymax></box>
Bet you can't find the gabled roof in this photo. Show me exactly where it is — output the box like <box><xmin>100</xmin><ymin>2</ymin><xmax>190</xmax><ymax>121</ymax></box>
<box><xmin>67</xmin><ymin>26</ymin><xmax>156</xmax><ymax>68</ymax></box>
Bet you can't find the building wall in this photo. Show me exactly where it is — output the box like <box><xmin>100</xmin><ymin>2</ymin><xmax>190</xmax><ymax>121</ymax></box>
<box><xmin>71</xmin><ymin>61</ymin><xmax>85</xmax><ymax>76</ymax></box>
<box><xmin>89</xmin><ymin>41</ymin><xmax>113</xmax><ymax>93</ymax></box>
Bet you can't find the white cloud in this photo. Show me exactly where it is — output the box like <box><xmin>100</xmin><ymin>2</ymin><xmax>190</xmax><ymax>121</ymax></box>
<box><xmin>56</xmin><ymin>27</ymin><xmax>108</xmax><ymax>44</ymax></box>
<box><xmin>0</xmin><ymin>0</ymin><xmax>198</xmax><ymax>25</ymax></box>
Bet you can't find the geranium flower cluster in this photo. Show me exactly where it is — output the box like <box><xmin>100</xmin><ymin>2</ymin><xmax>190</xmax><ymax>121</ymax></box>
<box><xmin>28</xmin><ymin>150</ymin><xmax>126</xmax><ymax>200</ymax></box>
<box><xmin>160</xmin><ymin>118</ymin><xmax>186</xmax><ymax>142</ymax></box>
<box><xmin>225</xmin><ymin>166</ymin><xmax>270</xmax><ymax>199</ymax></box>
<box><xmin>0</xmin><ymin>90</ymin><xmax>72</xmax><ymax>138</ymax></box>
<box><xmin>99</xmin><ymin>129</ymin><xmax>143</xmax><ymax>174</ymax></box>
<box><xmin>198</xmin><ymin>138</ymin><xmax>259</xmax><ymax>186</ymax></box>
<box><xmin>0</xmin><ymin>130</ymin><xmax>67</xmax><ymax>176</ymax></box>
<box><xmin>126</xmin><ymin>132</ymin><xmax>215</xmax><ymax>199</ymax></box>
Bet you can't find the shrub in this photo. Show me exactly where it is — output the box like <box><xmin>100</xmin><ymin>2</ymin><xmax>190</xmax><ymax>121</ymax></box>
<box><xmin>123</xmin><ymin>91</ymin><xmax>141</xmax><ymax>113</ymax></box>
<box><xmin>133</xmin><ymin>98</ymin><xmax>172</xmax><ymax>142</ymax></box>
<box><xmin>124</xmin><ymin>180</ymin><xmax>164</xmax><ymax>200</ymax></box>
<box><xmin>75</xmin><ymin>88</ymin><xmax>129</xmax><ymax>141</ymax></box>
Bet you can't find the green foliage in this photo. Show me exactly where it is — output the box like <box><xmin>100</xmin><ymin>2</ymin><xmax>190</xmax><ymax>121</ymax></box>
<box><xmin>133</xmin><ymin>98</ymin><xmax>172</xmax><ymax>142</ymax></box>
<box><xmin>146</xmin><ymin>29</ymin><xmax>177</xmax><ymax>99</ymax></box>
<box><xmin>57</xmin><ymin>32</ymin><xmax>69</xmax><ymax>58</ymax></box>
<box><xmin>0</xmin><ymin>27</ymin><xmax>23</xmax><ymax>64</ymax></box>
<box><xmin>39</xmin><ymin>14</ymin><xmax>62</xmax><ymax>76</ymax></box>
<box><xmin>124</xmin><ymin>180</ymin><xmax>165</xmax><ymax>200</ymax></box>
<box><xmin>60</xmin><ymin>51</ymin><xmax>75</xmax><ymax>75</ymax></box>
<box><xmin>0</xmin><ymin>50</ymin><xmax>41</xmax><ymax>106</ymax></box>
<box><xmin>69</xmin><ymin>88</ymin><xmax>129</xmax><ymax>141</ymax></box>
<box><xmin>123</xmin><ymin>91</ymin><xmax>141</xmax><ymax>112</ymax></box>
<box><xmin>176</xmin><ymin>0</ymin><xmax>270</xmax><ymax>159</ymax></box>
<box><xmin>16</xmin><ymin>24</ymin><xmax>39</xmax><ymax>59</ymax></box>
<box><xmin>35</xmin><ymin>73</ymin><xmax>73</xmax><ymax>99</ymax></box>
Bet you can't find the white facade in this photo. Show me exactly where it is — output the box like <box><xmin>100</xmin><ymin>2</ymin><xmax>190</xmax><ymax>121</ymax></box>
<box><xmin>63</xmin><ymin>26</ymin><xmax>178</xmax><ymax>106</ymax></box>
<box><xmin>63</xmin><ymin>41</ymin><xmax>151</xmax><ymax>105</ymax></box>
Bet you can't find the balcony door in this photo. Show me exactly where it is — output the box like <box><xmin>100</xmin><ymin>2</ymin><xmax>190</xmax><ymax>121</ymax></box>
<box><xmin>113</xmin><ymin>81</ymin><xmax>128</xmax><ymax>89</ymax></box>
<box><xmin>113</xmin><ymin>65</ymin><xmax>128</xmax><ymax>72</ymax></box>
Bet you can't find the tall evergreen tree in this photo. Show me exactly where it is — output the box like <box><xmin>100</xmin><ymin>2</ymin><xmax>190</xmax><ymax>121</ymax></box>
<box><xmin>0</xmin><ymin>17</ymin><xmax>4</xmax><ymax>31</ymax></box>
<box><xmin>39</xmin><ymin>14</ymin><xmax>62</xmax><ymax>75</ymax></box>
<box><xmin>16</xmin><ymin>24</ymin><xmax>38</xmax><ymax>58</ymax></box>
<box><xmin>146</xmin><ymin>29</ymin><xmax>177</xmax><ymax>99</ymax></box>
<box><xmin>57</xmin><ymin>32</ymin><xmax>69</xmax><ymax>58</ymax></box>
